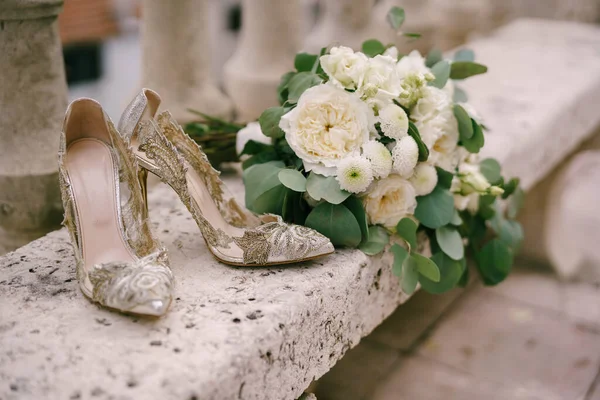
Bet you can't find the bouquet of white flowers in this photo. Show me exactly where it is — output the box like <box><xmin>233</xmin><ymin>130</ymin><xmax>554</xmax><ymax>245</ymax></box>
<box><xmin>231</xmin><ymin>8</ymin><xmax>524</xmax><ymax>294</ymax></box>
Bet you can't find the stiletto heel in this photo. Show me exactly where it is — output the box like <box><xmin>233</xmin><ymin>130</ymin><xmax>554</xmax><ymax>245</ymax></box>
<box><xmin>137</xmin><ymin>167</ymin><xmax>149</xmax><ymax>219</ymax></box>
<box><xmin>119</xmin><ymin>89</ymin><xmax>334</xmax><ymax>266</ymax></box>
<box><xmin>59</xmin><ymin>98</ymin><xmax>174</xmax><ymax>316</ymax></box>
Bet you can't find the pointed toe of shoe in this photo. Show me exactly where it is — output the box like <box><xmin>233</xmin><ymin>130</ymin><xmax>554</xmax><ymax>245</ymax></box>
<box><xmin>128</xmin><ymin>296</ymin><xmax>172</xmax><ymax>317</ymax></box>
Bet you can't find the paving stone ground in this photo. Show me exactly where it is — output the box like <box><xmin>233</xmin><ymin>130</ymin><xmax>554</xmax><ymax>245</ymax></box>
<box><xmin>314</xmin><ymin>263</ymin><xmax>600</xmax><ymax>400</ymax></box>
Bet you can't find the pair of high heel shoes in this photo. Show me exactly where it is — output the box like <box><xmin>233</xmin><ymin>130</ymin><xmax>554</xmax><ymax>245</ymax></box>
<box><xmin>59</xmin><ymin>89</ymin><xmax>334</xmax><ymax>316</ymax></box>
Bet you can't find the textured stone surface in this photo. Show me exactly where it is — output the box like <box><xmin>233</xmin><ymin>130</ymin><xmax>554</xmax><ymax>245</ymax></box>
<box><xmin>418</xmin><ymin>289</ymin><xmax>600</xmax><ymax>400</ymax></box>
<box><xmin>0</xmin><ymin>175</ymin><xmax>411</xmax><ymax>400</ymax></box>
<box><xmin>0</xmin><ymin>1</ymin><xmax>67</xmax><ymax>254</ymax></box>
<box><xmin>461</xmin><ymin>19</ymin><xmax>600</xmax><ymax>190</ymax></box>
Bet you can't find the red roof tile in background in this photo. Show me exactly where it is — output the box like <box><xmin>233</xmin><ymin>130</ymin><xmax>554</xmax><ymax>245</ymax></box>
<box><xmin>59</xmin><ymin>0</ymin><xmax>119</xmax><ymax>45</ymax></box>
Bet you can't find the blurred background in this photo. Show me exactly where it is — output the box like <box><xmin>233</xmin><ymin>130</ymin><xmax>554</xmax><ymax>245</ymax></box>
<box><xmin>60</xmin><ymin>0</ymin><xmax>600</xmax><ymax>121</ymax></box>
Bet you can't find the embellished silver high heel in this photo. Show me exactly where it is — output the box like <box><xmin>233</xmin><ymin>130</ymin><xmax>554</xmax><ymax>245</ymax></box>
<box><xmin>58</xmin><ymin>98</ymin><xmax>174</xmax><ymax>316</ymax></box>
<box><xmin>118</xmin><ymin>89</ymin><xmax>335</xmax><ymax>266</ymax></box>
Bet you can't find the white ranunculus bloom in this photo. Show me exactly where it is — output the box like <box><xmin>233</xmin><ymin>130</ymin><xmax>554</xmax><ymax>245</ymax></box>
<box><xmin>411</xmin><ymin>86</ymin><xmax>453</xmax><ymax>124</ymax></box>
<box><xmin>236</xmin><ymin>121</ymin><xmax>272</xmax><ymax>156</ymax></box>
<box><xmin>280</xmin><ymin>84</ymin><xmax>373</xmax><ymax>176</ymax></box>
<box><xmin>378</xmin><ymin>103</ymin><xmax>409</xmax><ymax>140</ymax></box>
<box><xmin>396</xmin><ymin>50</ymin><xmax>430</xmax><ymax>78</ymax></box>
<box><xmin>336</xmin><ymin>155</ymin><xmax>373</xmax><ymax>194</ymax></box>
<box><xmin>410</xmin><ymin>163</ymin><xmax>438</xmax><ymax>196</ymax></box>
<box><xmin>392</xmin><ymin>136</ymin><xmax>419</xmax><ymax>178</ymax></box>
<box><xmin>362</xmin><ymin>140</ymin><xmax>392</xmax><ymax>179</ymax></box>
<box><xmin>363</xmin><ymin>174</ymin><xmax>417</xmax><ymax>228</ymax></box>
<box><xmin>320</xmin><ymin>46</ymin><xmax>368</xmax><ymax>90</ymax></box>
<box><xmin>358</xmin><ymin>54</ymin><xmax>402</xmax><ymax>111</ymax></box>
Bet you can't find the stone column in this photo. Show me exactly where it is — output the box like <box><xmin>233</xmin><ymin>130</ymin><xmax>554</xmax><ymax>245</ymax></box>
<box><xmin>0</xmin><ymin>0</ymin><xmax>67</xmax><ymax>254</ymax></box>
<box><xmin>223</xmin><ymin>0</ymin><xmax>302</xmax><ymax>122</ymax></box>
<box><xmin>141</xmin><ymin>0</ymin><xmax>233</xmax><ymax>122</ymax></box>
<box><xmin>304</xmin><ymin>0</ymin><xmax>382</xmax><ymax>53</ymax></box>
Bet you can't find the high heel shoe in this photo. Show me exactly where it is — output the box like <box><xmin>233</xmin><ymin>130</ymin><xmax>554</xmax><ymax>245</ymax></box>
<box><xmin>118</xmin><ymin>89</ymin><xmax>334</xmax><ymax>266</ymax></box>
<box><xmin>58</xmin><ymin>98</ymin><xmax>174</xmax><ymax>316</ymax></box>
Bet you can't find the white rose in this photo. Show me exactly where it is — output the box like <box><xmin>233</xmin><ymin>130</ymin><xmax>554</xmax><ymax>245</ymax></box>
<box><xmin>383</xmin><ymin>46</ymin><xmax>399</xmax><ymax>60</ymax></box>
<box><xmin>358</xmin><ymin>54</ymin><xmax>402</xmax><ymax>110</ymax></box>
<box><xmin>280</xmin><ymin>84</ymin><xmax>373</xmax><ymax>176</ymax></box>
<box><xmin>427</xmin><ymin>125</ymin><xmax>459</xmax><ymax>171</ymax></box>
<box><xmin>396</xmin><ymin>50</ymin><xmax>430</xmax><ymax>78</ymax></box>
<box><xmin>363</xmin><ymin>174</ymin><xmax>417</xmax><ymax>228</ymax></box>
<box><xmin>235</xmin><ymin>122</ymin><xmax>271</xmax><ymax>156</ymax></box>
<box><xmin>320</xmin><ymin>46</ymin><xmax>368</xmax><ymax>90</ymax></box>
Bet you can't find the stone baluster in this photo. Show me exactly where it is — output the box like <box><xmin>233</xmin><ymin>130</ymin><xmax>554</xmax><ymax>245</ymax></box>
<box><xmin>304</xmin><ymin>0</ymin><xmax>384</xmax><ymax>53</ymax></box>
<box><xmin>223</xmin><ymin>0</ymin><xmax>302</xmax><ymax>122</ymax></box>
<box><xmin>141</xmin><ymin>0</ymin><xmax>233</xmax><ymax>122</ymax></box>
<box><xmin>0</xmin><ymin>0</ymin><xmax>67</xmax><ymax>254</ymax></box>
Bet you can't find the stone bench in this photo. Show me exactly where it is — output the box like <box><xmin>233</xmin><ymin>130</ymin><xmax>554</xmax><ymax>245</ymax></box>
<box><xmin>2</xmin><ymin>18</ymin><xmax>600</xmax><ymax>400</ymax></box>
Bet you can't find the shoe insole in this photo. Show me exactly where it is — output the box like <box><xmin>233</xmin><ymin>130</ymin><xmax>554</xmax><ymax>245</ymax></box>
<box><xmin>66</xmin><ymin>139</ymin><xmax>136</xmax><ymax>293</ymax></box>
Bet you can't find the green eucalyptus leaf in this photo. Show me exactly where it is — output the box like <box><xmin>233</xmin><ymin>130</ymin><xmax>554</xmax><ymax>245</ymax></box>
<box><xmin>426</xmin><ymin>48</ymin><xmax>443</xmax><ymax>67</ymax></box>
<box><xmin>436</xmin><ymin>167</ymin><xmax>454</xmax><ymax>189</ymax></box>
<box><xmin>454</xmin><ymin>104</ymin><xmax>473</xmax><ymax>140</ymax></box>
<box><xmin>241</xmin><ymin>151</ymin><xmax>280</xmax><ymax>170</ymax></box>
<box><xmin>497</xmin><ymin>219</ymin><xmax>524</xmax><ymax>251</ymax></box>
<box><xmin>295</xmin><ymin>52</ymin><xmax>318</xmax><ymax>72</ymax></box>
<box><xmin>278</xmin><ymin>169</ymin><xmax>307</xmax><ymax>192</ymax></box>
<box><xmin>453</xmin><ymin>86</ymin><xmax>468</xmax><ymax>102</ymax></box>
<box><xmin>344</xmin><ymin>196</ymin><xmax>369</xmax><ymax>241</ymax></box>
<box><xmin>450</xmin><ymin>210</ymin><xmax>463</xmax><ymax>226</ymax></box>
<box><xmin>259</xmin><ymin>107</ymin><xmax>286</xmax><ymax>138</ymax></box>
<box><xmin>502</xmin><ymin>177</ymin><xmax>520</xmax><ymax>199</ymax></box>
<box><xmin>386</xmin><ymin>6</ymin><xmax>405</xmax><ymax>30</ymax></box>
<box><xmin>277</xmin><ymin>71</ymin><xmax>295</xmax><ymax>104</ymax></box>
<box><xmin>252</xmin><ymin>184</ymin><xmax>286</xmax><ymax>214</ymax></box>
<box><xmin>391</xmin><ymin>243</ymin><xmax>409</xmax><ymax>278</ymax></box>
<box><xmin>508</xmin><ymin>187</ymin><xmax>525</xmax><ymax>219</ymax></box>
<box><xmin>396</xmin><ymin>218</ymin><xmax>418</xmax><ymax>249</ymax></box>
<box><xmin>243</xmin><ymin>161</ymin><xmax>285</xmax><ymax>207</ymax></box>
<box><xmin>362</xmin><ymin>39</ymin><xmax>386</xmax><ymax>57</ymax></box>
<box><xmin>453</xmin><ymin>48</ymin><xmax>475</xmax><ymax>62</ymax></box>
<box><xmin>412</xmin><ymin>253</ymin><xmax>441</xmax><ymax>282</ymax></box>
<box><xmin>419</xmin><ymin>252</ymin><xmax>465</xmax><ymax>294</ymax></box>
<box><xmin>240</xmin><ymin>139</ymin><xmax>273</xmax><ymax>156</ymax></box>
<box><xmin>402</xmin><ymin>256</ymin><xmax>419</xmax><ymax>294</ymax></box>
<box><xmin>408</xmin><ymin>122</ymin><xmax>429</xmax><ymax>162</ymax></box>
<box><xmin>305</xmin><ymin>203</ymin><xmax>362</xmax><ymax>247</ymax></box>
<box><xmin>287</xmin><ymin>72</ymin><xmax>322</xmax><ymax>103</ymax></box>
<box><xmin>480</xmin><ymin>158</ymin><xmax>502</xmax><ymax>185</ymax></box>
<box><xmin>435</xmin><ymin>226</ymin><xmax>465</xmax><ymax>261</ymax></box>
<box><xmin>414</xmin><ymin>186</ymin><xmax>455</xmax><ymax>229</ymax></box>
<box><xmin>306</xmin><ymin>172</ymin><xmax>352</xmax><ymax>204</ymax></box>
<box><xmin>359</xmin><ymin>225</ymin><xmax>390</xmax><ymax>255</ymax></box>
<box><xmin>450</xmin><ymin>61</ymin><xmax>488</xmax><ymax>80</ymax></box>
<box><xmin>403</xmin><ymin>32</ymin><xmax>422</xmax><ymax>39</ymax></box>
<box><xmin>429</xmin><ymin>60</ymin><xmax>451</xmax><ymax>89</ymax></box>
<box><xmin>462</xmin><ymin>119</ymin><xmax>485</xmax><ymax>153</ymax></box>
<box><xmin>476</xmin><ymin>238</ymin><xmax>513</xmax><ymax>285</ymax></box>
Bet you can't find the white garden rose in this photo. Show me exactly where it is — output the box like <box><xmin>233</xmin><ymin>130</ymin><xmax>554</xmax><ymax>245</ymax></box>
<box><xmin>383</xmin><ymin>46</ymin><xmax>399</xmax><ymax>60</ymax></box>
<box><xmin>363</xmin><ymin>174</ymin><xmax>417</xmax><ymax>228</ymax></box>
<box><xmin>358</xmin><ymin>54</ymin><xmax>402</xmax><ymax>110</ymax></box>
<box><xmin>427</xmin><ymin>125</ymin><xmax>459</xmax><ymax>171</ymax></box>
<box><xmin>235</xmin><ymin>122</ymin><xmax>271</xmax><ymax>156</ymax></box>
<box><xmin>280</xmin><ymin>84</ymin><xmax>373</xmax><ymax>176</ymax></box>
<box><xmin>320</xmin><ymin>46</ymin><xmax>368</xmax><ymax>90</ymax></box>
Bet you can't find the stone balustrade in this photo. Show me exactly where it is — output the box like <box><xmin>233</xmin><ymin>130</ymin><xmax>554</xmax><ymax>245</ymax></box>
<box><xmin>0</xmin><ymin>0</ymin><xmax>67</xmax><ymax>254</ymax></box>
<box><xmin>2</xmin><ymin>18</ymin><xmax>600</xmax><ymax>400</ymax></box>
